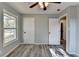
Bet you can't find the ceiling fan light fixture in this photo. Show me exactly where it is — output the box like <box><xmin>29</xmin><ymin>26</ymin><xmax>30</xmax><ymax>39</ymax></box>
<box><xmin>39</xmin><ymin>2</ymin><xmax>43</xmax><ymax>8</ymax></box>
<box><xmin>45</xmin><ymin>2</ymin><xmax>49</xmax><ymax>7</ymax></box>
<box><xmin>39</xmin><ymin>2</ymin><xmax>48</xmax><ymax>8</ymax></box>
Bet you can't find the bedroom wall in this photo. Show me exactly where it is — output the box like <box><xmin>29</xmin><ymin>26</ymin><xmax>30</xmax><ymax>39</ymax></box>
<box><xmin>76</xmin><ymin>4</ymin><xmax>79</xmax><ymax>56</ymax></box>
<box><xmin>22</xmin><ymin>14</ymin><xmax>58</xmax><ymax>44</ymax></box>
<box><xmin>59</xmin><ymin>6</ymin><xmax>77</xmax><ymax>54</ymax></box>
<box><xmin>0</xmin><ymin>3</ymin><xmax>22</xmax><ymax>56</ymax></box>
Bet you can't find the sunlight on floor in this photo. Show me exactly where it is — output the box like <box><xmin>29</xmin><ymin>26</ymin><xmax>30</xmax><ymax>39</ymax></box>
<box><xmin>49</xmin><ymin>48</ymin><xmax>69</xmax><ymax>57</ymax></box>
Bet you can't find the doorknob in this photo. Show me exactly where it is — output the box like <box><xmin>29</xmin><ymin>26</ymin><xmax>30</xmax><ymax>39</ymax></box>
<box><xmin>49</xmin><ymin>32</ymin><xmax>50</xmax><ymax>34</ymax></box>
<box><xmin>24</xmin><ymin>32</ymin><xmax>26</xmax><ymax>34</ymax></box>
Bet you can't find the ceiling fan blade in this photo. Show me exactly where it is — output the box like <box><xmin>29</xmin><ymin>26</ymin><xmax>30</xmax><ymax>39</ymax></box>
<box><xmin>43</xmin><ymin>2</ymin><xmax>47</xmax><ymax>11</ymax></box>
<box><xmin>49</xmin><ymin>2</ymin><xmax>61</xmax><ymax>4</ymax></box>
<box><xmin>29</xmin><ymin>2</ymin><xmax>38</xmax><ymax>8</ymax></box>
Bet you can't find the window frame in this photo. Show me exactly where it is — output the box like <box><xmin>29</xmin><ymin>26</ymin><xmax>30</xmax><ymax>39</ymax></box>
<box><xmin>3</xmin><ymin>9</ymin><xmax>18</xmax><ymax>47</ymax></box>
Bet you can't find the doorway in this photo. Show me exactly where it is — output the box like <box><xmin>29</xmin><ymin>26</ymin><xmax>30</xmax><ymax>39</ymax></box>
<box><xmin>60</xmin><ymin>16</ymin><xmax>66</xmax><ymax>50</ymax></box>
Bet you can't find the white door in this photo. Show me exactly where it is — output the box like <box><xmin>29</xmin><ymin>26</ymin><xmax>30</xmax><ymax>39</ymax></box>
<box><xmin>49</xmin><ymin>18</ymin><xmax>60</xmax><ymax>45</ymax></box>
<box><xmin>23</xmin><ymin>17</ymin><xmax>35</xmax><ymax>44</ymax></box>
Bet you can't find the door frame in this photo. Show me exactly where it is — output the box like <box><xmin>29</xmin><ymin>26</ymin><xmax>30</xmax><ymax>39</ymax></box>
<box><xmin>59</xmin><ymin>13</ymin><xmax>68</xmax><ymax>51</ymax></box>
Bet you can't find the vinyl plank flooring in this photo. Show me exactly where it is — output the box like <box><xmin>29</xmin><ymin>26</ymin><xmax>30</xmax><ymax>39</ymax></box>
<box><xmin>22</xmin><ymin>45</ymin><xmax>33</xmax><ymax>57</ymax></box>
<box><xmin>7</xmin><ymin>44</ymin><xmax>69</xmax><ymax>57</ymax></box>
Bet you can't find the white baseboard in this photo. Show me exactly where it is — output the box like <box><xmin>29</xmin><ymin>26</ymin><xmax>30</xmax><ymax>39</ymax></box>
<box><xmin>19</xmin><ymin>43</ymin><xmax>49</xmax><ymax>45</ymax></box>
<box><xmin>19</xmin><ymin>43</ymin><xmax>60</xmax><ymax>45</ymax></box>
<box><xmin>3</xmin><ymin>44</ymin><xmax>20</xmax><ymax>57</ymax></box>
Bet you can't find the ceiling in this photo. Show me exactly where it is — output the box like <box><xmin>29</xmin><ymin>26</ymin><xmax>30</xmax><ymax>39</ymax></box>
<box><xmin>7</xmin><ymin>2</ymin><xmax>79</xmax><ymax>14</ymax></box>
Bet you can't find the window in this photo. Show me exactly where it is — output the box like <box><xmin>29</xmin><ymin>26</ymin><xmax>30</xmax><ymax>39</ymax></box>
<box><xmin>3</xmin><ymin>9</ymin><xmax>17</xmax><ymax>46</ymax></box>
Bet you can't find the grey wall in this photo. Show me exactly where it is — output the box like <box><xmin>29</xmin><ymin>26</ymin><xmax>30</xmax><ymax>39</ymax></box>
<box><xmin>69</xmin><ymin>6</ymin><xmax>77</xmax><ymax>54</ymax></box>
<box><xmin>59</xmin><ymin>6</ymin><xmax>77</xmax><ymax>54</ymax></box>
<box><xmin>22</xmin><ymin>14</ymin><xmax>58</xmax><ymax>44</ymax></box>
<box><xmin>0</xmin><ymin>3</ymin><xmax>22</xmax><ymax>56</ymax></box>
<box><xmin>76</xmin><ymin>5</ymin><xmax>79</xmax><ymax>56</ymax></box>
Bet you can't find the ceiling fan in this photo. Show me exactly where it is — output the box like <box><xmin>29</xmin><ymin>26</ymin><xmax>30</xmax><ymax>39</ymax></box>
<box><xmin>29</xmin><ymin>2</ymin><xmax>61</xmax><ymax>11</ymax></box>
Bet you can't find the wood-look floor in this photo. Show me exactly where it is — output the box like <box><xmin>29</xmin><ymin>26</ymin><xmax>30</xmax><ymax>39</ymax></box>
<box><xmin>7</xmin><ymin>44</ymin><xmax>69</xmax><ymax>57</ymax></box>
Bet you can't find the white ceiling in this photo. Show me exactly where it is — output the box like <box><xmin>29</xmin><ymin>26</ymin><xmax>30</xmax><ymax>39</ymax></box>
<box><xmin>7</xmin><ymin>2</ymin><xmax>79</xmax><ymax>14</ymax></box>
